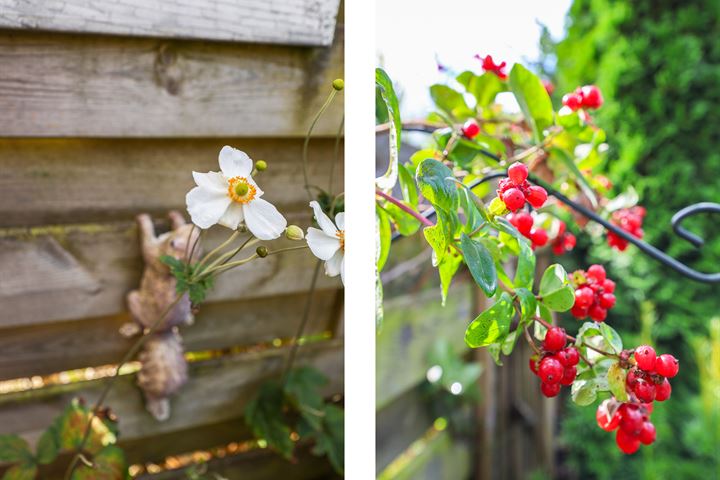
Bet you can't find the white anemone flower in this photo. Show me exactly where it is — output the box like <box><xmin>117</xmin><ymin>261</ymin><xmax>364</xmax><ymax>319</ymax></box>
<box><xmin>186</xmin><ymin>146</ymin><xmax>287</xmax><ymax>240</ymax></box>
<box><xmin>306</xmin><ymin>201</ymin><xmax>344</xmax><ymax>284</ymax></box>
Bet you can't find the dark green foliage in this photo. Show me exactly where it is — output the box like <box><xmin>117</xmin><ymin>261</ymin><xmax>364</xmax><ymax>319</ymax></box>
<box><xmin>553</xmin><ymin>0</ymin><xmax>720</xmax><ymax>476</ymax></box>
<box><xmin>160</xmin><ymin>255</ymin><xmax>214</xmax><ymax>305</ymax></box>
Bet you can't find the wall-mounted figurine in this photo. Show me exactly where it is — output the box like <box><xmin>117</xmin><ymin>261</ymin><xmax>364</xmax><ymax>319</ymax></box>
<box><xmin>121</xmin><ymin>211</ymin><xmax>200</xmax><ymax>421</ymax></box>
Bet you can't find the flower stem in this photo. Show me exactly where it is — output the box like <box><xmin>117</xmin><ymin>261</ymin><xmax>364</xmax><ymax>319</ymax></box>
<box><xmin>267</xmin><ymin>245</ymin><xmax>309</xmax><ymax>256</ymax></box>
<box><xmin>328</xmin><ymin>115</ymin><xmax>344</xmax><ymax>195</ymax></box>
<box><xmin>195</xmin><ymin>230</ymin><xmax>242</xmax><ymax>272</ymax></box>
<box><xmin>375</xmin><ymin>189</ymin><xmax>434</xmax><ymax>227</ymax></box>
<box><xmin>303</xmin><ymin>89</ymin><xmax>339</xmax><ymax>201</ymax></box>
<box><xmin>198</xmin><ymin>236</ymin><xmax>258</xmax><ymax>276</ymax></box>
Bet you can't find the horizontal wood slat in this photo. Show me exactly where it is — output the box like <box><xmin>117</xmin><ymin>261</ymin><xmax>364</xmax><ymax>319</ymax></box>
<box><xmin>0</xmin><ymin>339</ymin><xmax>343</xmax><ymax>446</ymax></box>
<box><xmin>0</xmin><ymin>138</ymin><xmax>343</xmax><ymax>227</ymax></box>
<box><xmin>0</xmin><ymin>0</ymin><xmax>340</xmax><ymax>47</ymax></box>
<box><xmin>381</xmin><ymin>430</ymin><xmax>471</xmax><ymax>480</ymax></box>
<box><xmin>0</xmin><ymin>26</ymin><xmax>343</xmax><ymax>137</ymax></box>
<box><xmin>0</xmin><ymin>222</ymin><xmax>341</xmax><ymax>327</ymax></box>
<box><xmin>376</xmin><ymin>284</ymin><xmax>473</xmax><ymax>410</ymax></box>
<box><xmin>0</xmin><ymin>289</ymin><xmax>340</xmax><ymax>380</ymax></box>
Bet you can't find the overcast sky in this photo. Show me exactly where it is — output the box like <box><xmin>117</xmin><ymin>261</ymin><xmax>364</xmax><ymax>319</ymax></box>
<box><xmin>376</xmin><ymin>0</ymin><xmax>572</xmax><ymax>118</ymax></box>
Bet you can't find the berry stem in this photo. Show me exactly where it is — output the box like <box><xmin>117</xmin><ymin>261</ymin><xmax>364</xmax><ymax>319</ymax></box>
<box><xmin>375</xmin><ymin>189</ymin><xmax>434</xmax><ymax>227</ymax></box>
<box><xmin>533</xmin><ymin>316</ymin><xmax>619</xmax><ymax>359</ymax></box>
<box><xmin>523</xmin><ymin>325</ymin><xmax>542</xmax><ymax>355</ymax></box>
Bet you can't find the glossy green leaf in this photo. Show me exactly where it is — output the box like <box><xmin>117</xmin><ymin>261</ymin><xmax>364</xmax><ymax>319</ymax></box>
<box><xmin>571</xmin><ymin>378</ymin><xmax>599</xmax><ymax>406</ymax></box>
<box><xmin>35</xmin><ymin>426</ymin><xmax>59</xmax><ymax>465</ymax></box>
<box><xmin>416</xmin><ymin>159</ymin><xmax>458</xmax><ymax>211</ymax></box>
<box><xmin>465</xmin><ymin>292</ymin><xmax>514</xmax><ymax>348</ymax></box>
<box><xmin>0</xmin><ymin>436</ymin><xmax>32</xmax><ymax>464</ymax></box>
<box><xmin>550</xmin><ymin>147</ymin><xmax>597</xmax><ymax>208</ymax></box>
<box><xmin>539</xmin><ymin>264</ymin><xmax>570</xmax><ymax>297</ymax></box>
<box><xmin>424</xmin><ymin>222</ymin><xmax>447</xmax><ymax>265</ymax></box>
<box><xmin>397</xmin><ymin>163</ymin><xmax>419</xmax><ymax>207</ymax></box>
<box><xmin>495</xmin><ymin>217</ymin><xmax>535</xmax><ymax>289</ymax></box>
<box><xmin>383</xmin><ymin>202</ymin><xmax>421</xmax><ymax>237</ymax></box>
<box><xmin>508</xmin><ymin>64</ymin><xmax>554</xmax><ymax>143</ymax></box>
<box><xmin>501</xmin><ymin>329</ymin><xmax>521</xmax><ymax>356</ymax></box>
<box><xmin>376</xmin><ymin>206</ymin><xmax>391</xmax><ymax>272</ymax></box>
<box><xmin>600</xmin><ymin>323</ymin><xmax>623</xmax><ymax>354</ymax></box>
<box><xmin>375</xmin><ymin>68</ymin><xmax>401</xmax><ymax>191</ymax></box>
<box><xmin>71</xmin><ymin>445</ymin><xmax>127</xmax><ymax>480</ymax></box>
<box><xmin>515</xmin><ymin>288</ymin><xmax>537</xmax><ymax>322</ymax></box>
<box><xmin>430</xmin><ymin>84</ymin><xmax>473</xmax><ymax>119</ymax></box>
<box><xmin>607</xmin><ymin>362</ymin><xmax>629</xmax><ymax>402</ymax></box>
<box><xmin>488</xmin><ymin>196</ymin><xmax>508</xmax><ymax>216</ymax></box>
<box><xmin>460</xmin><ymin>233</ymin><xmax>497</xmax><ymax>297</ymax></box>
<box><xmin>439</xmin><ymin>250</ymin><xmax>462</xmax><ymax>306</ymax></box>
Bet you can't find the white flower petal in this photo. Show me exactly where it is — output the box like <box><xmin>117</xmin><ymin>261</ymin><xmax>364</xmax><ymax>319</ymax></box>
<box><xmin>335</xmin><ymin>212</ymin><xmax>344</xmax><ymax>231</ymax></box>
<box><xmin>218</xmin><ymin>202</ymin><xmax>244</xmax><ymax>230</ymax></box>
<box><xmin>186</xmin><ymin>186</ymin><xmax>231</xmax><ymax>229</ymax></box>
<box><xmin>219</xmin><ymin>146</ymin><xmax>253</xmax><ymax>178</ymax></box>
<box><xmin>309</xmin><ymin>201</ymin><xmax>338</xmax><ymax>236</ymax></box>
<box><xmin>243</xmin><ymin>198</ymin><xmax>287</xmax><ymax>240</ymax></box>
<box><xmin>307</xmin><ymin>227</ymin><xmax>340</xmax><ymax>260</ymax></box>
<box><xmin>340</xmin><ymin>256</ymin><xmax>345</xmax><ymax>284</ymax></box>
<box><xmin>247</xmin><ymin>174</ymin><xmax>264</xmax><ymax>197</ymax></box>
<box><xmin>325</xmin><ymin>250</ymin><xmax>343</xmax><ymax>278</ymax></box>
<box><xmin>192</xmin><ymin>171</ymin><xmax>227</xmax><ymax>193</ymax></box>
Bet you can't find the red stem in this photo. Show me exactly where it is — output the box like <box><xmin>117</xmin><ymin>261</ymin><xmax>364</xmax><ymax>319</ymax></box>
<box><xmin>375</xmin><ymin>189</ymin><xmax>434</xmax><ymax>227</ymax></box>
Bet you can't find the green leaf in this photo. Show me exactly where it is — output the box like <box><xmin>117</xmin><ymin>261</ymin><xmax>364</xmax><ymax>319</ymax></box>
<box><xmin>495</xmin><ymin>217</ymin><xmax>535</xmax><ymax>289</ymax></box>
<box><xmin>438</xmin><ymin>250</ymin><xmax>462</xmax><ymax>306</ymax></box>
<box><xmin>550</xmin><ymin>147</ymin><xmax>597</xmax><ymax>208</ymax></box>
<box><xmin>488</xmin><ymin>196</ymin><xmax>508</xmax><ymax>216</ymax></box>
<box><xmin>311</xmin><ymin>405</ymin><xmax>344</xmax><ymax>475</ymax></box>
<box><xmin>538</xmin><ymin>264</ymin><xmax>576</xmax><ymax>310</ymax></box>
<box><xmin>543</xmin><ymin>286</ymin><xmax>575</xmax><ymax>312</ymax></box>
<box><xmin>487</xmin><ymin>343</ymin><xmax>503</xmax><ymax>366</ymax></box>
<box><xmin>383</xmin><ymin>202</ymin><xmax>421</xmax><ymax>237</ymax></box>
<box><xmin>515</xmin><ymin>288</ymin><xmax>537</xmax><ymax>322</ymax></box>
<box><xmin>575</xmin><ymin>321</ymin><xmax>602</xmax><ymax>342</ymax></box>
<box><xmin>0</xmin><ymin>436</ymin><xmax>32</xmax><ymax>464</ymax></box>
<box><xmin>430</xmin><ymin>84</ymin><xmax>473</xmax><ymax>119</ymax></box>
<box><xmin>3</xmin><ymin>464</ymin><xmax>37</xmax><ymax>480</ymax></box>
<box><xmin>459</xmin><ymin>234</ymin><xmax>497</xmax><ymax>297</ymax></box>
<box><xmin>599</xmin><ymin>323</ymin><xmax>623</xmax><ymax>354</ymax></box>
<box><xmin>501</xmin><ymin>329</ymin><xmax>521</xmax><ymax>356</ymax></box>
<box><xmin>571</xmin><ymin>378</ymin><xmax>599</xmax><ymax>406</ymax></box>
<box><xmin>508</xmin><ymin>64</ymin><xmax>554</xmax><ymax>143</ymax></box>
<box><xmin>285</xmin><ymin>367</ymin><xmax>328</xmax><ymax>431</ymax></box>
<box><xmin>72</xmin><ymin>445</ymin><xmax>127</xmax><ymax>480</ymax></box>
<box><xmin>397</xmin><ymin>163</ymin><xmax>419</xmax><ymax>207</ymax></box>
<box><xmin>608</xmin><ymin>362</ymin><xmax>629</xmax><ymax>402</ymax></box>
<box><xmin>57</xmin><ymin>400</ymin><xmax>117</xmax><ymax>455</ymax></box>
<box><xmin>465</xmin><ymin>292</ymin><xmax>514</xmax><ymax>348</ymax></box>
<box><xmin>457</xmin><ymin>186</ymin><xmax>484</xmax><ymax>235</ymax></box>
<box><xmin>376</xmin><ymin>68</ymin><xmax>401</xmax><ymax>191</ymax></box>
<box><xmin>463</xmin><ymin>71</ymin><xmax>506</xmax><ymax>107</ymax></box>
<box><xmin>245</xmin><ymin>382</ymin><xmax>294</xmax><ymax>459</ymax></box>
<box><xmin>36</xmin><ymin>426</ymin><xmax>59</xmax><ymax>465</ymax></box>
<box><xmin>415</xmin><ymin>159</ymin><xmax>458</xmax><ymax>211</ymax></box>
<box><xmin>424</xmin><ymin>222</ymin><xmax>447</xmax><ymax>265</ymax></box>
<box><xmin>376</xmin><ymin>206</ymin><xmax>391</xmax><ymax>272</ymax></box>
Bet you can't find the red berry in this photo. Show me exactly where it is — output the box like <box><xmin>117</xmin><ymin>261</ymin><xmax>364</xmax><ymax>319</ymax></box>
<box><xmin>596</xmin><ymin>400</ymin><xmax>620</xmax><ymax>431</ymax></box>
<box><xmin>563</xmin><ymin>233</ymin><xmax>577</xmax><ymax>250</ymax></box>
<box><xmin>530</xmin><ymin>228</ymin><xmax>549</xmax><ymax>247</ymax></box>
<box><xmin>574</xmin><ymin>287</ymin><xmax>595</xmax><ymax>309</ymax></box>
<box><xmin>655</xmin><ymin>354</ymin><xmax>679</xmax><ymax>378</ymax></box>
<box><xmin>580</xmin><ymin>85</ymin><xmax>604</xmax><ymax>109</ymax></box>
<box><xmin>498</xmin><ymin>177</ymin><xmax>514</xmax><ymax>193</ymax></box>
<box><xmin>655</xmin><ymin>378</ymin><xmax>672</xmax><ymax>402</ymax></box>
<box><xmin>633</xmin><ymin>379</ymin><xmax>656</xmax><ymax>403</ymax></box>
<box><xmin>560</xmin><ymin>366</ymin><xmax>577</xmax><ymax>386</ymax></box>
<box><xmin>525</xmin><ymin>186</ymin><xmax>548</xmax><ymax>209</ymax></box>
<box><xmin>616</xmin><ymin>428</ymin><xmax>641</xmax><ymax>454</ymax></box>
<box><xmin>462</xmin><ymin>119</ymin><xmax>480</xmax><ymax>139</ymax></box>
<box><xmin>558</xmin><ymin>347</ymin><xmax>580</xmax><ymax>367</ymax></box>
<box><xmin>587</xmin><ymin>264</ymin><xmax>606</xmax><ymax>283</ymax></box>
<box><xmin>638</xmin><ymin>422</ymin><xmax>656</xmax><ymax>445</ymax></box>
<box><xmin>562</xmin><ymin>93</ymin><xmax>582</xmax><ymax>111</ymax></box>
<box><xmin>529</xmin><ymin>356</ymin><xmax>540</xmax><ymax>375</ymax></box>
<box><xmin>599</xmin><ymin>293</ymin><xmax>616</xmax><ymax>309</ymax></box>
<box><xmin>603</xmin><ymin>279</ymin><xmax>616</xmax><ymax>293</ymax></box>
<box><xmin>507</xmin><ymin>162</ymin><xmax>529</xmax><ymax>185</ymax></box>
<box><xmin>570</xmin><ymin>303</ymin><xmax>589</xmax><ymax>319</ymax></box>
<box><xmin>588</xmin><ymin>304</ymin><xmax>607</xmax><ymax>322</ymax></box>
<box><xmin>502</xmin><ymin>188</ymin><xmax>526</xmax><ymax>212</ymax></box>
<box><xmin>509</xmin><ymin>212</ymin><xmax>533</xmax><ymax>236</ymax></box>
<box><xmin>626</xmin><ymin>369</ymin><xmax>639</xmax><ymax>389</ymax></box>
<box><xmin>557</xmin><ymin>220</ymin><xmax>567</xmax><ymax>237</ymax></box>
<box><xmin>541</xmin><ymin>381</ymin><xmax>561</xmax><ymax>397</ymax></box>
<box><xmin>543</xmin><ymin>327</ymin><xmax>567</xmax><ymax>352</ymax></box>
<box><xmin>634</xmin><ymin>345</ymin><xmax>657</xmax><ymax>372</ymax></box>
<box><xmin>538</xmin><ymin>357</ymin><xmax>564</xmax><ymax>384</ymax></box>
<box><xmin>619</xmin><ymin>405</ymin><xmax>644</xmax><ymax>436</ymax></box>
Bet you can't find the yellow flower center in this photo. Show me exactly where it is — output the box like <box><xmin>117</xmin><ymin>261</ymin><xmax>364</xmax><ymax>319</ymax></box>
<box><xmin>227</xmin><ymin>177</ymin><xmax>257</xmax><ymax>204</ymax></box>
<box><xmin>336</xmin><ymin>230</ymin><xmax>345</xmax><ymax>251</ymax></box>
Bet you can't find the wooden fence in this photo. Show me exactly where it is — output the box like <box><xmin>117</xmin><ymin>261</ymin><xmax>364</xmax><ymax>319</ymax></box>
<box><xmin>0</xmin><ymin>1</ymin><xmax>344</xmax><ymax>478</ymax></box>
<box><xmin>376</xmin><ymin>135</ymin><xmax>558</xmax><ymax>480</ymax></box>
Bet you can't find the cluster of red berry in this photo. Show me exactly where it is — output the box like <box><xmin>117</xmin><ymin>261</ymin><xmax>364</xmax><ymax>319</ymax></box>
<box><xmin>570</xmin><ymin>264</ymin><xmax>616</xmax><ymax>322</ymax></box>
<box><xmin>551</xmin><ymin>220</ymin><xmax>577</xmax><ymax>255</ymax></box>
<box><xmin>596</xmin><ymin>346</ymin><xmax>679</xmax><ymax>454</ymax></box>
<box><xmin>477</xmin><ymin>54</ymin><xmax>507</xmax><ymax>80</ymax></box>
<box><xmin>507</xmin><ymin>212</ymin><xmax>548</xmax><ymax>249</ymax></box>
<box><xmin>529</xmin><ymin>327</ymin><xmax>579</xmax><ymax>398</ymax></box>
<box><xmin>607</xmin><ymin>206</ymin><xmax>646</xmax><ymax>251</ymax></box>
<box><xmin>497</xmin><ymin>162</ymin><xmax>548</xmax><ymax>212</ymax></box>
<box><xmin>461</xmin><ymin>119</ymin><xmax>480</xmax><ymax>139</ymax></box>
<box><xmin>562</xmin><ymin>85</ymin><xmax>604</xmax><ymax>111</ymax></box>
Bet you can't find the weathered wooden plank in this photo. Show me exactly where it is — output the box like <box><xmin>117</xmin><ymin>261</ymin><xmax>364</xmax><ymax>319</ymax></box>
<box><xmin>0</xmin><ymin>221</ymin><xmax>341</xmax><ymax>328</ymax></box>
<box><xmin>0</xmin><ymin>0</ymin><xmax>340</xmax><ymax>47</ymax></box>
<box><xmin>0</xmin><ymin>289</ymin><xmax>339</xmax><ymax>380</ymax></box>
<box><xmin>0</xmin><ymin>26</ymin><xmax>343</xmax><ymax>137</ymax></box>
<box><xmin>378</xmin><ymin>429</ymin><xmax>471</xmax><ymax>480</ymax></box>
<box><xmin>0</xmin><ymin>138</ymin><xmax>343</xmax><ymax>227</ymax></box>
<box><xmin>0</xmin><ymin>340</ymin><xmax>343</xmax><ymax>446</ymax></box>
<box><xmin>376</xmin><ymin>284</ymin><xmax>473</xmax><ymax>410</ymax></box>
<box><xmin>376</xmin><ymin>386</ymin><xmax>434</xmax><ymax>474</ymax></box>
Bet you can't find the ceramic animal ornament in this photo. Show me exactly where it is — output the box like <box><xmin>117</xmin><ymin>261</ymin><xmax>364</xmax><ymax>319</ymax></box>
<box><xmin>122</xmin><ymin>211</ymin><xmax>200</xmax><ymax>420</ymax></box>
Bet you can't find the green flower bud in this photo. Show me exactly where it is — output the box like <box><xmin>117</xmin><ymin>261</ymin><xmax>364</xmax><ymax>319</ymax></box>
<box><xmin>332</xmin><ymin>78</ymin><xmax>344</xmax><ymax>91</ymax></box>
<box><xmin>256</xmin><ymin>246</ymin><xmax>268</xmax><ymax>258</ymax></box>
<box><xmin>237</xmin><ymin>224</ymin><xmax>248</xmax><ymax>233</ymax></box>
<box><xmin>285</xmin><ymin>225</ymin><xmax>305</xmax><ymax>241</ymax></box>
<box><xmin>255</xmin><ymin>160</ymin><xmax>267</xmax><ymax>171</ymax></box>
